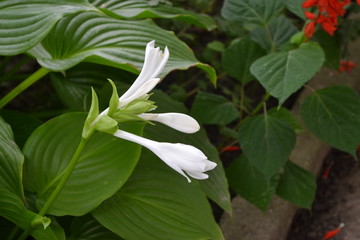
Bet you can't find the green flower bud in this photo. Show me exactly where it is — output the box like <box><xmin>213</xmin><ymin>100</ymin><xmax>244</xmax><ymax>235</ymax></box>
<box><xmin>95</xmin><ymin>115</ymin><xmax>118</xmax><ymax>135</ymax></box>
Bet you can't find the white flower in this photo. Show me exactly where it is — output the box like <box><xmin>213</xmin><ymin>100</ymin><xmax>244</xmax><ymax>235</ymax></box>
<box><xmin>114</xmin><ymin>130</ymin><xmax>217</xmax><ymax>182</ymax></box>
<box><xmin>138</xmin><ymin>113</ymin><xmax>200</xmax><ymax>133</ymax></box>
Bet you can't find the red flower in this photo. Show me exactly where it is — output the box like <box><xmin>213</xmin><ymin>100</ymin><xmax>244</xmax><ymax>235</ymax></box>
<box><xmin>323</xmin><ymin>223</ymin><xmax>344</xmax><ymax>239</ymax></box>
<box><xmin>358</xmin><ymin>0</ymin><xmax>360</xmax><ymax>5</ymax></box>
<box><xmin>304</xmin><ymin>21</ymin><xmax>317</xmax><ymax>38</ymax></box>
<box><xmin>339</xmin><ymin>60</ymin><xmax>356</xmax><ymax>72</ymax></box>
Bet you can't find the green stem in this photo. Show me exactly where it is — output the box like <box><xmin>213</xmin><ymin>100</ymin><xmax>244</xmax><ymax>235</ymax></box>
<box><xmin>0</xmin><ymin>67</ymin><xmax>50</xmax><ymax>109</ymax></box>
<box><xmin>17</xmin><ymin>136</ymin><xmax>91</xmax><ymax>240</ymax></box>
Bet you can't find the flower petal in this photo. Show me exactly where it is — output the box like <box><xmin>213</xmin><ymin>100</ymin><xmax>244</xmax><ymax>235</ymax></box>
<box><xmin>138</xmin><ymin>113</ymin><xmax>200</xmax><ymax>133</ymax></box>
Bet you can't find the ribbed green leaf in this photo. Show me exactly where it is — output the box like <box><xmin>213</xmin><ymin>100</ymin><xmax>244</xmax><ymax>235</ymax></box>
<box><xmin>250</xmin><ymin>42</ymin><xmax>325</xmax><ymax>105</ymax></box>
<box><xmin>0</xmin><ymin>189</ymin><xmax>58</xmax><ymax>240</ymax></box>
<box><xmin>147</xmin><ymin>90</ymin><xmax>231</xmax><ymax>214</ymax></box>
<box><xmin>69</xmin><ymin>215</ymin><xmax>123</xmax><ymax>240</ymax></box>
<box><xmin>222</xmin><ymin>38</ymin><xmax>266</xmax><ymax>83</ymax></box>
<box><xmin>0</xmin><ymin>0</ymin><xmax>97</xmax><ymax>55</ymax></box>
<box><xmin>93</xmin><ymin>150</ymin><xmax>224</xmax><ymax>240</ymax></box>
<box><xmin>90</xmin><ymin>0</ymin><xmax>216</xmax><ymax>30</ymax></box>
<box><xmin>276</xmin><ymin>161</ymin><xmax>316</xmax><ymax>209</ymax></box>
<box><xmin>27</xmin><ymin>11</ymin><xmax>216</xmax><ymax>84</ymax></box>
<box><xmin>285</xmin><ymin>0</ymin><xmax>306</xmax><ymax>20</ymax></box>
<box><xmin>0</xmin><ymin>117</ymin><xmax>24</xmax><ymax>201</ymax></box>
<box><xmin>221</xmin><ymin>0</ymin><xmax>285</xmax><ymax>28</ymax></box>
<box><xmin>238</xmin><ymin>113</ymin><xmax>296</xmax><ymax>178</ymax></box>
<box><xmin>23</xmin><ymin>113</ymin><xmax>143</xmax><ymax>216</ymax></box>
<box><xmin>251</xmin><ymin>15</ymin><xmax>299</xmax><ymax>52</ymax></box>
<box><xmin>300</xmin><ymin>86</ymin><xmax>360</xmax><ymax>157</ymax></box>
<box><xmin>190</xmin><ymin>91</ymin><xmax>240</xmax><ymax>125</ymax></box>
<box><xmin>227</xmin><ymin>155</ymin><xmax>279</xmax><ymax>210</ymax></box>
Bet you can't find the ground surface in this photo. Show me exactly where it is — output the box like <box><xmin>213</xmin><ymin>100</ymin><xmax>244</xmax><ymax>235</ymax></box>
<box><xmin>287</xmin><ymin>149</ymin><xmax>360</xmax><ymax>240</ymax></box>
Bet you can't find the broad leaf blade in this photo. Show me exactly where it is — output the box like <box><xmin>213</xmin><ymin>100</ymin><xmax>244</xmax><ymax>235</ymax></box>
<box><xmin>221</xmin><ymin>0</ymin><xmax>285</xmax><ymax>28</ymax></box>
<box><xmin>90</xmin><ymin>0</ymin><xmax>216</xmax><ymax>30</ymax></box>
<box><xmin>27</xmin><ymin>12</ymin><xmax>216</xmax><ymax>84</ymax></box>
<box><xmin>222</xmin><ymin>38</ymin><xmax>266</xmax><ymax>83</ymax></box>
<box><xmin>190</xmin><ymin>91</ymin><xmax>240</xmax><ymax>125</ymax></box>
<box><xmin>300</xmin><ymin>86</ymin><xmax>360</xmax><ymax>157</ymax></box>
<box><xmin>93</xmin><ymin>149</ymin><xmax>224</xmax><ymax>240</ymax></box>
<box><xmin>0</xmin><ymin>117</ymin><xmax>25</xmax><ymax>201</ymax></box>
<box><xmin>226</xmin><ymin>155</ymin><xmax>279</xmax><ymax>211</ymax></box>
<box><xmin>0</xmin><ymin>190</ymin><xmax>57</xmax><ymax>240</ymax></box>
<box><xmin>276</xmin><ymin>161</ymin><xmax>316</xmax><ymax>209</ymax></box>
<box><xmin>238</xmin><ymin>113</ymin><xmax>296</xmax><ymax>178</ymax></box>
<box><xmin>285</xmin><ymin>0</ymin><xmax>306</xmax><ymax>20</ymax></box>
<box><xmin>250</xmin><ymin>42</ymin><xmax>325</xmax><ymax>105</ymax></box>
<box><xmin>0</xmin><ymin>0</ymin><xmax>97</xmax><ymax>55</ymax></box>
<box><xmin>23</xmin><ymin>113</ymin><xmax>143</xmax><ymax>216</ymax></box>
<box><xmin>148</xmin><ymin>90</ymin><xmax>231</xmax><ymax>214</ymax></box>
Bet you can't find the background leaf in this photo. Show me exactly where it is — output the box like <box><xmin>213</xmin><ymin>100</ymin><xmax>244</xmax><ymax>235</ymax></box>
<box><xmin>0</xmin><ymin>0</ymin><xmax>97</xmax><ymax>55</ymax></box>
<box><xmin>93</xmin><ymin>149</ymin><xmax>224</xmax><ymax>240</ymax></box>
<box><xmin>90</xmin><ymin>0</ymin><xmax>216</xmax><ymax>30</ymax></box>
<box><xmin>27</xmin><ymin>11</ymin><xmax>216</xmax><ymax>84</ymax></box>
<box><xmin>222</xmin><ymin>38</ymin><xmax>266</xmax><ymax>83</ymax></box>
<box><xmin>315</xmin><ymin>29</ymin><xmax>341</xmax><ymax>69</ymax></box>
<box><xmin>23</xmin><ymin>113</ymin><xmax>144</xmax><ymax>216</ymax></box>
<box><xmin>250</xmin><ymin>42</ymin><xmax>325</xmax><ymax>104</ymax></box>
<box><xmin>276</xmin><ymin>161</ymin><xmax>316</xmax><ymax>209</ymax></box>
<box><xmin>250</xmin><ymin>15</ymin><xmax>298</xmax><ymax>52</ymax></box>
<box><xmin>69</xmin><ymin>215</ymin><xmax>123</xmax><ymax>240</ymax></box>
<box><xmin>190</xmin><ymin>91</ymin><xmax>240</xmax><ymax>125</ymax></box>
<box><xmin>300</xmin><ymin>86</ymin><xmax>360</xmax><ymax>157</ymax></box>
<box><xmin>285</xmin><ymin>0</ymin><xmax>306</xmax><ymax>20</ymax></box>
<box><xmin>238</xmin><ymin>113</ymin><xmax>296</xmax><ymax>178</ymax></box>
<box><xmin>221</xmin><ymin>0</ymin><xmax>285</xmax><ymax>28</ymax></box>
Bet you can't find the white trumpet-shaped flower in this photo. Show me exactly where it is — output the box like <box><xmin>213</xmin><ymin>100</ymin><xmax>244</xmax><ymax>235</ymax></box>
<box><xmin>93</xmin><ymin>40</ymin><xmax>217</xmax><ymax>182</ymax></box>
<box><xmin>114</xmin><ymin>130</ymin><xmax>217</xmax><ymax>182</ymax></box>
<box><xmin>138</xmin><ymin>113</ymin><xmax>200</xmax><ymax>134</ymax></box>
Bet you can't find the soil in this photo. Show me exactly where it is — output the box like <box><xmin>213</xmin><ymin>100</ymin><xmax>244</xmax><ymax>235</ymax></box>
<box><xmin>286</xmin><ymin>149</ymin><xmax>360</xmax><ymax>240</ymax></box>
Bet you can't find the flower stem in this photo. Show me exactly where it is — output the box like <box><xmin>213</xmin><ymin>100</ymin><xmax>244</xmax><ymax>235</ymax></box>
<box><xmin>17</xmin><ymin>136</ymin><xmax>91</xmax><ymax>240</ymax></box>
<box><xmin>0</xmin><ymin>67</ymin><xmax>50</xmax><ymax>109</ymax></box>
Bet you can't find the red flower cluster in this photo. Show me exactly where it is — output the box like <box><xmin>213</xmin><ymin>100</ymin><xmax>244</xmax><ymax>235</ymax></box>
<box><xmin>302</xmin><ymin>0</ymin><xmax>353</xmax><ymax>38</ymax></box>
<box><xmin>339</xmin><ymin>60</ymin><xmax>356</xmax><ymax>72</ymax></box>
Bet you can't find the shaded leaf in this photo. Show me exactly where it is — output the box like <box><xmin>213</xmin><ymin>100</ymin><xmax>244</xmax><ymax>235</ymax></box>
<box><xmin>276</xmin><ymin>161</ymin><xmax>316</xmax><ymax>209</ymax></box>
<box><xmin>268</xmin><ymin>107</ymin><xmax>303</xmax><ymax>132</ymax></box>
<box><xmin>315</xmin><ymin>29</ymin><xmax>341</xmax><ymax>69</ymax></box>
<box><xmin>221</xmin><ymin>0</ymin><xmax>285</xmax><ymax>28</ymax></box>
<box><xmin>191</xmin><ymin>91</ymin><xmax>240</xmax><ymax>125</ymax></box>
<box><xmin>227</xmin><ymin>155</ymin><xmax>279</xmax><ymax>210</ymax></box>
<box><xmin>238</xmin><ymin>113</ymin><xmax>296</xmax><ymax>178</ymax></box>
<box><xmin>300</xmin><ymin>86</ymin><xmax>360</xmax><ymax>157</ymax></box>
<box><xmin>285</xmin><ymin>0</ymin><xmax>306</xmax><ymax>20</ymax></box>
<box><xmin>222</xmin><ymin>38</ymin><xmax>266</xmax><ymax>83</ymax></box>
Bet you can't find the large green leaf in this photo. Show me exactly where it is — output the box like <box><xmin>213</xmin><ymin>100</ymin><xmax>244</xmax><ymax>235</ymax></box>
<box><xmin>276</xmin><ymin>161</ymin><xmax>316</xmax><ymax>209</ymax></box>
<box><xmin>227</xmin><ymin>155</ymin><xmax>279</xmax><ymax>210</ymax></box>
<box><xmin>221</xmin><ymin>0</ymin><xmax>285</xmax><ymax>28</ymax></box>
<box><xmin>50</xmin><ymin>63</ymin><xmax>136</xmax><ymax>110</ymax></box>
<box><xmin>93</xmin><ymin>149</ymin><xmax>224</xmax><ymax>240</ymax></box>
<box><xmin>0</xmin><ymin>0</ymin><xmax>97</xmax><ymax>55</ymax></box>
<box><xmin>315</xmin><ymin>30</ymin><xmax>341</xmax><ymax>69</ymax></box>
<box><xmin>285</xmin><ymin>0</ymin><xmax>306</xmax><ymax>20</ymax></box>
<box><xmin>190</xmin><ymin>91</ymin><xmax>240</xmax><ymax>125</ymax></box>
<box><xmin>222</xmin><ymin>38</ymin><xmax>266</xmax><ymax>83</ymax></box>
<box><xmin>0</xmin><ymin>117</ymin><xmax>24</xmax><ymax>201</ymax></box>
<box><xmin>251</xmin><ymin>15</ymin><xmax>299</xmax><ymax>52</ymax></box>
<box><xmin>300</xmin><ymin>86</ymin><xmax>360</xmax><ymax>157</ymax></box>
<box><xmin>27</xmin><ymin>11</ymin><xmax>216</xmax><ymax>84</ymax></box>
<box><xmin>69</xmin><ymin>215</ymin><xmax>123</xmax><ymax>240</ymax></box>
<box><xmin>250</xmin><ymin>42</ymin><xmax>325</xmax><ymax>105</ymax></box>
<box><xmin>0</xmin><ymin>190</ymin><xmax>58</xmax><ymax>240</ymax></box>
<box><xmin>0</xmin><ymin>110</ymin><xmax>42</xmax><ymax>148</ymax></box>
<box><xmin>90</xmin><ymin>0</ymin><xmax>216</xmax><ymax>30</ymax></box>
<box><xmin>148</xmin><ymin>90</ymin><xmax>231</xmax><ymax>214</ymax></box>
<box><xmin>23</xmin><ymin>113</ymin><xmax>143</xmax><ymax>216</ymax></box>
<box><xmin>238</xmin><ymin>112</ymin><xmax>296</xmax><ymax>178</ymax></box>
